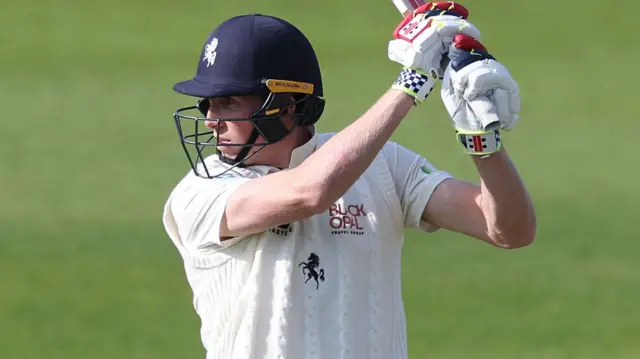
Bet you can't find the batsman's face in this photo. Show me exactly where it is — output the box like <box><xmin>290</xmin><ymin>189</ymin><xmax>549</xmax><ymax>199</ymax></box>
<box><xmin>204</xmin><ymin>95</ymin><xmax>265</xmax><ymax>157</ymax></box>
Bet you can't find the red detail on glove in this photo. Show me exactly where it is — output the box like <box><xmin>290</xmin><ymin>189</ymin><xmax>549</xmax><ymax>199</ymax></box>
<box><xmin>392</xmin><ymin>1</ymin><xmax>469</xmax><ymax>37</ymax></box>
<box><xmin>453</xmin><ymin>33</ymin><xmax>486</xmax><ymax>52</ymax></box>
<box><xmin>392</xmin><ymin>16</ymin><xmax>434</xmax><ymax>41</ymax></box>
<box><xmin>393</xmin><ymin>13</ymin><xmax>418</xmax><ymax>38</ymax></box>
<box><xmin>472</xmin><ymin>135</ymin><xmax>483</xmax><ymax>152</ymax></box>
<box><xmin>404</xmin><ymin>21</ymin><xmax>421</xmax><ymax>35</ymax></box>
<box><xmin>417</xmin><ymin>2</ymin><xmax>469</xmax><ymax>19</ymax></box>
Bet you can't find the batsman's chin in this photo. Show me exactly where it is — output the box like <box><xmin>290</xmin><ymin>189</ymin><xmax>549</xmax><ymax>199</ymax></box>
<box><xmin>215</xmin><ymin>146</ymin><xmax>237</xmax><ymax>156</ymax></box>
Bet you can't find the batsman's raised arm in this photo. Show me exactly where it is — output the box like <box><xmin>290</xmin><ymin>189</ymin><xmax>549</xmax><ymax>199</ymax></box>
<box><xmin>384</xmin><ymin>3</ymin><xmax>536</xmax><ymax>248</ymax></box>
<box><xmin>422</xmin><ymin>148</ymin><xmax>536</xmax><ymax>249</ymax></box>
<box><xmin>421</xmin><ymin>35</ymin><xmax>536</xmax><ymax>248</ymax></box>
<box><xmin>221</xmin><ymin>89</ymin><xmax>416</xmax><ymax>238</ymax></box>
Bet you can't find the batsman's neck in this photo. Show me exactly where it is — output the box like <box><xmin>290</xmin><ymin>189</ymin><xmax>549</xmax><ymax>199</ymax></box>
<box><xmin>244</xmin><ymin>126</ymin><xmax>313</xmax><ymax>169</ymax></box>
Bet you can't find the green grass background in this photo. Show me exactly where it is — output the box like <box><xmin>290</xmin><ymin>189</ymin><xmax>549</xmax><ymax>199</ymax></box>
<box><xmin>1</xmin><ymin>0</ymin><xmax>638</xmax><ymax>358</ymax></box>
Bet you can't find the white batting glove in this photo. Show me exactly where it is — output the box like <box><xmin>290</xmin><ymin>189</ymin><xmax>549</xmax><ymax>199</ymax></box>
<box><xmin>440</xmin><ymin>34</ymin><xmax>521</xmax><ymax>155</ymax></box>
<box><xmin>388</xmin><ymin>2</ymin><xmax>481</xmax><ymax>104</ymax></box>
<box><xmin>388</xmin><ymin>2</ymin><xmax>479</xmax><ymax>78</ymax></box>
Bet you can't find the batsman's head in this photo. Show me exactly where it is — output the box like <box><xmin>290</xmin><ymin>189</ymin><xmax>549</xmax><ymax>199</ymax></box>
<box><xmin>172</xmin><ymin>14</ymin><xmax>325</xmax><ymax>178</ymax></box>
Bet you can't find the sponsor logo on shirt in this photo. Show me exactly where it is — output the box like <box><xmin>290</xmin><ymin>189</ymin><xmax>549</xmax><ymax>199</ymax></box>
<box><xmin>269</xmin><ymin>223</ymin><xmax>292</xmax><ymax>236</ymax></box>
<box><xmin>328</xmin><ymin>203</ymin><xmax>367</xmax><ymax>236</ymax></box>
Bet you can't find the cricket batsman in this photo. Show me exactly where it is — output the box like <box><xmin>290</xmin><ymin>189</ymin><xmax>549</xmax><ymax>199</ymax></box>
<box><xmin>163</xmin><ymin>3</ymin><xmax>536</xmax><ymax>358</ymax></box>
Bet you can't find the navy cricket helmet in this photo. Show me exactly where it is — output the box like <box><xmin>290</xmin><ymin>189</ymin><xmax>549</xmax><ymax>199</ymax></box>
<box><xmin>172</xmin><ymin>13</ymin><xmax>325</xmax><ymax>178</ymax></box>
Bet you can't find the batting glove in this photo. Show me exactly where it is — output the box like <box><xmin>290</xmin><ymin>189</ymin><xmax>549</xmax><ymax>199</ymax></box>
<box><xmin>441</xmin><ymin>34</ymin><xmax>521</xmax><ymax>155</ymax></box>
<box><xmin>389</xmin><ymin>2</ymin><xmax>481</xmax><ymax>104</ymax></box>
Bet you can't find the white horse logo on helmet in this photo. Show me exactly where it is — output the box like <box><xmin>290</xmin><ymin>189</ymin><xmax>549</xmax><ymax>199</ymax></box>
<box><xmin>203</xmin><ymin>38</ymin><xmax>218</xmax><ymax>67</ymax></box>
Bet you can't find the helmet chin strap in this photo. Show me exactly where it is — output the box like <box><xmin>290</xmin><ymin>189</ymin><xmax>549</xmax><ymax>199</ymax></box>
<box><xmin>216</xmin><ymin>128</ymin><xmax>260</xmax><ymax>167</ymax></box>
<box><xmin>213</xmin><ymin>93</ymin><xmax>306</xmax><ymax>168</ymax></box>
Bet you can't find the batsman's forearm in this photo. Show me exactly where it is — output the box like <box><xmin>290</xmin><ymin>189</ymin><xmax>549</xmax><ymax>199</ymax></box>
<box><xmin>473</xmin><ymin>147</ymin><xmax>536</xmax><ymax>248</ymax></box>
<box><xmin>296</xmin><ymin>89</ymin><xmax>414</xmax><ymax>209</ymax></box>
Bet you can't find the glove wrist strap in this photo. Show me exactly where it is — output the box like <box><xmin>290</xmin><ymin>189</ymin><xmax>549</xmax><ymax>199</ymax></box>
<box><xmin>392</xmin><ymin>68</ymin><xmax>435</xmax><ymax>105</ymax></box>
<box><xmin>456</xmin><ymin>129</ymin><xmax>502</xmax><ymax>155</ymax></box>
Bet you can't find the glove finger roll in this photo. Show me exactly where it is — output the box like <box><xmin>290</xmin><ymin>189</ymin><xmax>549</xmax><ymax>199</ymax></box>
<box><xmin>417</xmin><ymin>2</ymin><xmax>470</xmax><ymax>19</ymax></box>
<box><xmin>467</xmin><ymin>95</ymin><xmax>501</xmax><ymax>130</ymax></box>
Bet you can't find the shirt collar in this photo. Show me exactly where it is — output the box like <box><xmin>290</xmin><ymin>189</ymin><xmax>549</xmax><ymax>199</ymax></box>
<box><xmin>287</xmin><ymin>126</ymin><xmax>317</xmax><ymax>169</ymax></box>
<box><xmin>247</xmin><ymin>126</ymin><xmax>317</xmax><ymax>175</ymax></box>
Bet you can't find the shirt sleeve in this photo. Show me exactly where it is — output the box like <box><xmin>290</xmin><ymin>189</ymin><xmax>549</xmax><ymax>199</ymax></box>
<box><xmin>381</xmin><ymin>141</ymin><xmax>454</xmax><ymax>233</ymax></box>
<box><xmin>165</xmin><ymin>175</ymin><xmax>251</xmax><ymax>256</ymax></box>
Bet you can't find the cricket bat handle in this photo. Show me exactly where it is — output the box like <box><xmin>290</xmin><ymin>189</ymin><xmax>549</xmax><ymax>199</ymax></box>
<box><xmin>392</xmin><ymin>0</ymin><xmax>426</xmax><ymax>17</ymax></box>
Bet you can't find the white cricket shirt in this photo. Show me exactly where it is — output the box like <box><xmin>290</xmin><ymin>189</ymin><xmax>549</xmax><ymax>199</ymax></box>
<box><xmin>162</xmin><ymin>130</ymin><xmax>453</xmax><ymax>359</ymax></box>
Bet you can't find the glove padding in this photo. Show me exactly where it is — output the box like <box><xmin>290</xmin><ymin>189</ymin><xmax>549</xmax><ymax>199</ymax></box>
<box><xmin>388</xmin><ymin>2</ymin><xmax>481</xmax><ymax>80</ymax></box>
<box><xmin>441</xmin><ymin>34</ymin><xmax>521</xmax><ymax>132</ymax></box>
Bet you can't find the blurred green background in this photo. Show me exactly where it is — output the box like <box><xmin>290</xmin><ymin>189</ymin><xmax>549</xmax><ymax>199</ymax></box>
<box><xmin>1</xmin><ymin>0</ymin><xmax>638</xmax><ymax>358</ymax></box>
